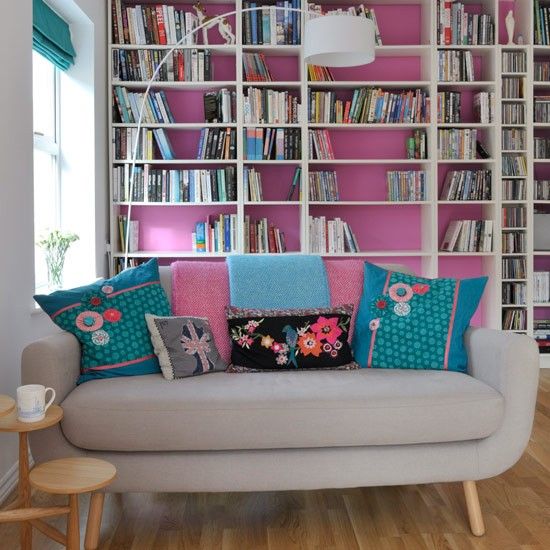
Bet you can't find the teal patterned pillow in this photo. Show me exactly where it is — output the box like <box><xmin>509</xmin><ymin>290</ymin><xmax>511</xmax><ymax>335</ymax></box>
<box><xmin>352</xmin><ymin>262</ymin><xmax>487</xmax><ymax>372</ymax></box>
<box><xmin>34</xmin><ymin>258</ymin><xmax>170</xmax><ymax>383</ymax></box>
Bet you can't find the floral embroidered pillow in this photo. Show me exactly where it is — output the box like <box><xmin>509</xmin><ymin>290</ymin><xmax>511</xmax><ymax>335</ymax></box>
<box><xmin>146</xmin><ymin>314</ymin><xmax>226</xmax><ymax>380</ymax></box>
<box><xmin>352</xmin><ymin>262</ymin><xmax>487</xmax><ymax>372</ymax></box>
<box><xmin>34</xmin><ymin>258</ymin><xmax>171</xmax><ymax>383</ymax></box>
<box><xmin>226</xmin><ymin>305</ymin><xmax>358</xmax><ymax>371</ymax></box>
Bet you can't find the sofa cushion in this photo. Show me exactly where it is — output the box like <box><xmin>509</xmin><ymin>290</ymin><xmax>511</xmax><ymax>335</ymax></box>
<box><xmin>60</xmin><ymin>369</ymin><xmax>504</xmax><ymax>452</ymax></box>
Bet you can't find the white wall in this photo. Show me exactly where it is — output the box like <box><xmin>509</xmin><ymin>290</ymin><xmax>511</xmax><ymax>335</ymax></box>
<box><xmin>0</xmin><ymin>0</ymin><xmax>106</xmax><ymax>497</ymax></box>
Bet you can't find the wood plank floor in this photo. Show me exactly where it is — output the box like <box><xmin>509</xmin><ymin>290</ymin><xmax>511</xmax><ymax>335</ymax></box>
<box><xmin>1</xmin><ymin>371</ymin><xmax>550</xmax><ymax>549</ymax></box>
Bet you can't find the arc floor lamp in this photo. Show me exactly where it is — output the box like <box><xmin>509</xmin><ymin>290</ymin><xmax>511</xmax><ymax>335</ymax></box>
<box><xmin>123</xmin><ymin>8</ymin><xmax>376</xmax><ymax>268</ymax></box>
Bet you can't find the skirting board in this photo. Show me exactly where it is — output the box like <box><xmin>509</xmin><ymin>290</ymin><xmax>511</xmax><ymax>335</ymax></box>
<box><xmin>0</xmin><ymin>454</ymin><xmax>34</xmax><ymax>505</ymax></box>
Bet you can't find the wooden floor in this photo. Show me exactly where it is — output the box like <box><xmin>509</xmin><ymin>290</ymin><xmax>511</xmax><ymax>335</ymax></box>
<box><xmin>1</xmin><ymin>371</ymin><xmax>549</xmax><ymax>549</ymax></box>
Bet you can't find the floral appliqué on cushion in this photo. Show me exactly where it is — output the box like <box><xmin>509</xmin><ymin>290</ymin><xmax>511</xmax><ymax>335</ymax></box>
<box><xmin>180</xmin><ymin>320</ymin><xmax>215</xmax><ymax>374</ymax></box>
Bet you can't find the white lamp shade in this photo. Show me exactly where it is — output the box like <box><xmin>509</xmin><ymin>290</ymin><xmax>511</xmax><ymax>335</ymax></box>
<box><xmin>304</xmin><ymin>15</ymin><xmax>376</xmax><ymax>67</ymax></box>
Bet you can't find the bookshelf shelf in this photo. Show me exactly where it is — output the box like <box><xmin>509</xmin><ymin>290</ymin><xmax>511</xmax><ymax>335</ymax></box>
<box><xmin>112</xmin><ymin>123</ymin><xmax>238</xmax><ymax>129</ymax></box>
<box><xmin>534</xmin><ymin>303</ymin><xmax>550</xmax><ymax>307</ymax></box>
<box><xmin>118</xmin><ymin>81</ymin><xmax>238</xmax><ymax>90</ymax></box>
<box><xmin>309</xmin><ymin>201</ymin><xmax>430</xmax><ymax>206</ymax></box>
<box><xmin>243</xmin><ymin>81</ymin><xmax>301</xmax><ymax>88</ymax></box>
<box><xmin>307</xmin><ymin>81</ymin><xmax>431</xmax><ymax>89</ymax></box>
<box><xmin>110</xmin><ymin>44</ymin><xmax>237</xmax><ymax>55</ymax></box>
<box><xmin>113</xmin><ymin>160</ymin><xmax>239</xmax><ymax>165</ymax></box>
<box><xmin>115</xmin><ymin>202</ymin><xmax>239</xmax><ymax>207</ymax></box>
<box><xmin>438</xmin><ymin>252</ymin><xmax>497</xmax><ymax>257</ymax></box>
<box><xmin>308</xmin><ymin>123</ymin><xmax>430</xmax><ymax>130</ymax></box>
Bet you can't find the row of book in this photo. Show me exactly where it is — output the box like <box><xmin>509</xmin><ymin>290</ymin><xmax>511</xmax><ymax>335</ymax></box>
<box><xmin>502</xmin><ymin>52</ymin><xmax>527</xmax><ymax>74</ymax></box>
<box><xmin>112</xmin><ymin>48</ymin><xmax>213</xmax><ymax>82</ymax></box>
<box><xmin>502</xmin><ymin>128</ymin><xmax>525</xmax><ymax>151</ymax></box>
<box><xmin>503</xmin><ymin>103</ymin><xmax>526</xmax><ymax>126</ymax></box>
<box><xmin>534</xmin><ymin>320</ymin><xmax>550</xmax><ymax>353</ymax></box>
<box><xmin>244</xmin><ymin>216</ymin><xmax>287</xmax><ymax>253</ymax></box>
<box><xmin>242</xmin><ymin>53</ymin><xmax>272</xmax><ymax>82</ymax></box>
<box><xmin>307</xmin><ymin>65</ymin><xmax>334</xmax><ymax>82</ymax></box>
<box><xmin>197</xmin><ymin>128</ymin><xmax>237</xmax><ymax>160</ymax></box>
<box><xmin>242</xmin><ymin>1</ymin><xmax>301</xmax><ymax>46</ymax></box>
<box><xmin>113</xmin><ymin>166</ymin><xmax>237</xmax><ymax>204</ymax></box>
<box><xmin>534</xmin><ymin>61</ymin><xmax>550</xmax><ymax>81</ymax></box>
<box><xmin>502</xmin><ymin>258</ymin><xmax>526</xmax><ymax>280</ymax></box>
<box><xmin>203</xmin><ymin>89</ymin><xmax>236</xmax><ymax>123</ymax></box>
<box><xmin>535</xmin><ymin>180</ymin><xmax>550</xmax><ymax>200</ymax></box>
<box><xmin>406</xmin><ymin>130</ymin><xmax>428</xmax><ymax>160</ymax></box>
<box><xmin>534</xmin><ymin>1</ymin><xmax>550</xmax><ymax>46</ymax></box>
<box><xmin>502</xmin><ymin>232</ymin><xmax>526</xmax><ymax>254</ymax></box>
<box><xmin>117</xmin><ymin>215</ymin><xmax>139</xmax><ymax>253</ymax></box>
<box><xmin>440</xmin><ymin>169</ymin><xmax>492</xmax><ymax>202</ymax></box>
<box><xmin>309</xmin><ymin>216</ymin><xmax>360</xmax><ymax>254</ymax></box>
<box><xmin>243</xmin><ymin>87</ymin><xmax>300</xmax><ymax>124</ymax></box>
<box><xmin>309</xmin><ymin>129</ymin><xmax>334</xmax><ymax>160</ymax></box>
<box><xmin>386</xmin><ymin>171</ymin><xmax>427</xmax><ymax>202</ymax></box>
<box><xmin>309</xmin><ymin>170</ymin><xmax>339</xmax><ymax>202</ymax></box>
<box><xmin>438</xmin><ymin>50</ymin><xmax>474</xmax><ymax>82</ymax></box>
<box><xmin>111</xmin><ymin>0</ymin><xmax>201</xmax><ymax>45</ymax></box>
<box><xmin>473</xmin><ymin>92</ymin><xmax>495</xmax><ymax>124</ymax></box>
<box><xmin>244</xmin><ymin>166</ymin><xmax>301</xmax><ymax>201</ymax></box>
<box><xmin>502</xmin><ymin>282</ymin><xmax>526</xmax><ymax>306</ymax></box>
<box><xmin>502</xmin><ymin>77</ymin><xmax>523</xmax><ymax>100</ymax></box>
<box><xmin>440</xmin><ymin>220</ymin><xmax>493</xmax><ymax>253</ymax></box>
<box><xmin>502</xmin><ymin>207</ymin><xmax>526</xmax><ymax>229</ymax></box>
<box><xmin>113</xmin><ymin>87</ymin><xmax>174</xmax><ymax>124</ymax></box>
<box><xmin>114</xmin><ymin>128</ymin><xmax>174</xmax><ymax>160</ymax></box>
<box><xmin>307</xmin><ymin>88</ymin><xmax>430</xmax><ymax>124</ymax></box>
<box><xmin>534</xmin><ymin>137</ymin><xmax>550</xmax><ymax>159</ymax></box>
<box><xmin>502</xmin><ymin>309</ymin><xmax>526</xmax><ymax>331</ymax></box>
<box><xmin>502</xmin><ymin>155</ymin><xmax>527</xmax><ymax>177</ymax></box>
<box><xmin>244</xmin><ymin>127</ymin><xmax>301</xmax><ymax>160</ymax></box>
<box><xmin>534</xmin><ymin>97</ymin><xmax>550</xmax><ymax>122</ymax></box>
<box><xmin>437</xmin><ymin>129</ymin><xmax>479</xmax><ymax>160</ymax></box>
<box><xmin>437</xmin><ymin>91</ymin><xmax>461</xmax><ymax>124</ymax></box>
<box><xmin>436</xmin><ymin>1</ymin><xmax>494</xmax><ymax>45</ymax></box>
<box><xmin>503</xmin><ymin>180</ymin><xmax>526</xmax><ymax>201</ymax></box>
<box><xmin>534</xmin><ymin>271</ymin><xmax>550</xmax><ymax>303</ymax></box>
<box><xmin>193</xmin><ymin>215</ymin><xmax>239</xmax><ymax>254</ymax></box>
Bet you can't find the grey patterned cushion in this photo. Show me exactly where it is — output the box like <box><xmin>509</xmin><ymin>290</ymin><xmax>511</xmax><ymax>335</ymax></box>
<box><xmin>145</xmin><ymin>314</ymin><xmax>227</xmax><ymax>380</ymax></box>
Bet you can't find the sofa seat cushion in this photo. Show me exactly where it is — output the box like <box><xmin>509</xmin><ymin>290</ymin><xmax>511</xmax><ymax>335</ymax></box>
<box><xmin>60</xmin><ymin>370</ymin><xmax>504</xmax><ymax>452</ymax></box>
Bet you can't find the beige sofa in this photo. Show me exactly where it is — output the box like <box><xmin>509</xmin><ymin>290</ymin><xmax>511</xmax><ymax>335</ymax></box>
<box><xmin>22</xmin><ymin>265</ymin><xmax>540</xmax><ymax>536</ymax></box>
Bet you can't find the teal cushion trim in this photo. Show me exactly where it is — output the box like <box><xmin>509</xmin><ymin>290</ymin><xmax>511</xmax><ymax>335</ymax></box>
<box><xmin>33</xmin><ymin>0</ymin><xmax>75</xmax><ymax>71</ymax></box>
<box><xmin>34</xmin><ymin>258</ymin><xmax>171</xmax><ymax>384</ymax></box>
<box><xmin>352</xmin><ymin>261</ymin><xmax>487</xmax><ymax>373</ymax></box>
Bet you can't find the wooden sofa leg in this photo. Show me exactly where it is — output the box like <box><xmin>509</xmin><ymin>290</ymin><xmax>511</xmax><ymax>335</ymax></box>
<box><xmin>463</xmin><ymin>481</ymin><xmax>485</xmax><ymax>536</ymax></box>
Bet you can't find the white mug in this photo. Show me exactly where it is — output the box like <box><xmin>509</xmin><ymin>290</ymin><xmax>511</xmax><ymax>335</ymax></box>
<box><xmin>16</xmin><ymin>385</ymin><xmax>55</xmax><ymax>423</ymax></box>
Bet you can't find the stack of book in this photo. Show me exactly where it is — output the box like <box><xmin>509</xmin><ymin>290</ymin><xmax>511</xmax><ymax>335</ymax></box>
<box><xmin>244</xmin><ymin>128</ymin><xmax>301</xmax><ymax>160</ymax></box>
<box><xmin>440</xmin><ymin>169</ymin><xmax>492</xmax><ymax>201</ymax></box>
<box><xmin>502</xmin><ymin>207</ymin><xmax>526</xmax><ymax>228</ymax></box>
<box><xmin>113</xmin><ymin>166</ymin><xmax>237</xmax><ymax>203</ymax></box>
<box><xmin>535</xmin><ymin>60</ymin><xmax>550</xmax><ymax>81</ymax></box>
<box><xmin>114</xmin><ymin>128</ymin><xmax>174</xmax><ymax>160</ymax></box>
<box><xmin>502</xmin><ymin>77</ymin><xmax>523</xmax><ymax>99</ymax></box>
<box><xmin>307</xmin><ymin>65</ymin><xmax>334</xmax><ymax>82</ymax></box>
<box><xmin>309</xmin><ymin>216</ymin><xmax>360</xmax><ymax>253</ymax></box>
<box><xmin>502</xmin><ymin>257</ymin><xmax>526</xmax><ymax>280</ymax></box>
<box><xmin>436</xmin><ymin>1</ymin><xmax>494</xmax><ymax>45</ymax></box>
<box><xmin>502</xmin><ymin>103</ymin><xmax>525</xmax><ymax>124</ymax></box>
<box><xmin>307</xmin><ymin>3</ymin><xmax>382</xmax><ymax>45</ymax></box>
<box><xmin>244</xmin><ymin>167</ymin><xmax>263</xmax><ymax>202</ymax></box>
<box><xmin>473</xmin><ymin>92</ymin><xmax>495</xmax><ymax>123</ymax></box>
<box><xmin>244</xmin><ymin>216</ymin><xmax>287</xmax><ymax>253</ymax></box>
<box><xmin>534</xmin><ymin>271</ymin><xmax>550</xmax><ymax>303</ymax></box>
<box><xmin>503</xmin><ymin>309</ymin><xmax>527</xmax><ymax>331</ymax></box>
<box><xmin>440</xmin><ymin>220</ymin><xmax>493</xmax><ymax>252</ymax></box>
<box><xmin>117</xmin><ymin>215</ymin><xmax>139</xmax><ymax>253</ymax></box>
<box><xmin>309</xmin><ymin>171</ymin><xmax>339</xmax><ymax>202</ymax></box>
<box><xmin>308</xmin><ymin>88</ymin><xmax>430</xmax><ymax>124</ymax></box>
<box><xmin>309</xmin><ymin>129</ymin><xmax>335</xmax><ymax>160</ymax></box>
<box><xmin>242</xmin><ymin>53</ymin><xmax>272</xmax><ymax>81</ymax></box>
<box><xmin>502</xmin><ymin>128</ymin><xmax>526</xmax><ymax>151</ymax></box>
<box><xmin>437</xmin><ymin>129</ymin><xmax>478</xmax><ymax>160</ymax></box>
<box><xmin>406</xmin><ymin>130</ymin><xmax>427</xmax><ymax>159</ymax></box>
<box><xmin>502</xmin><ymin>282</ymin><xmax>527</xmax><ymax>305</ymax></box>
<box><xmin>503</xmin><ymin>51</ymin><xmax>527</xmax><ymax>73</ymax></box>
<box><xmin>113</xmin><ymin>87</ymin><xmax>175</xmax><ymax>124</ymax></box>
<box><xmin>535</xmin><ymin>180</ymin><xmax>550</xmax><ymax>200</ymax></box>
<box><xmin>502</xmin><ymin>154</ymin><xmax>527</xmax><ymax>177</ymax></box>
<box><xmin>438</xmin><ymin>50</ymin><xmax>474</xmax><ymax>82</ymax></box>
<box><xmin>203</xmin><ymin>89</ymin><xmax>236</xmax><ymax>123</ymax></box>
<box><xmin>502</xmin><ymin>232</ymin><xmax>526</xmax><ymax>254</ymax></box>
<box><xmin>386</xmin><ymin>171</ymin><xmax>427</xmax><ymax>202</ymax></box>
<box><xmin>114</xmin><ymin>258</ymin><xmax>144</xmax><ymax>274</ymax></box>
<box><xmin>243</xmin><ymin>0</ymin><xmax>301</xmax><ymax>45</ymax></box>
<box><xmin>534</xmin><ymin>320</ymin><xmax>550</xmax><ymax>353</ymax></box>
<box><xmin>503</xmin><ymin>179</ymin><xmax>526</xmax><ymax>201</ymax></box>
<box><xmin>197</xmin><ymin>128</ymin><xmax>237</xmax><ymax>160</ymax></box>
<box><xmin>534</xmin><ymin>96</ymin><xmax>550</xmax><ymax>122</ymax></box>
<box><xmin>535</xmin><ymin>137</ymin><xmax>550</xmax><ymax>159</ymax></box>
<box><xmin>437</xmin><ymin>91</ymin><xmax>461</xmax><ymax>123</ymax></box>
<box><xmin>112</xmin><ymin>48</ymin><xmax>212</xmax><ymax>82</ymax></box>
<box><xmin>111</xmin><ymin>0</ymin><xmax>201</xmax><ymax>45</ymax></box>
<box><xmin>535</xmin><ymin>1</ymin><xmax>550</xmax><ymax>45</ymax></box>
<box><xmin>243</xmin><ymin>88</ymin><xmax>300</xmax><ymax>124</ymax></box>
<box><xmin>193</xmin><ymin>215</ymin><xmax>238</xmax><ymax>254</ymax></box>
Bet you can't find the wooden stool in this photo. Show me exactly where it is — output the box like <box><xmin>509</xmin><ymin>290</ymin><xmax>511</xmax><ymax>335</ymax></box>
<box><xmin>29</xmin><ymin>457</ymin><xmax>116</xmax><ymax>550</ymax></box>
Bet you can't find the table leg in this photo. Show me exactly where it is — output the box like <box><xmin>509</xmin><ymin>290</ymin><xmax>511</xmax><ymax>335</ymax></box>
<box><xmin>67</xmin><ymin>494</ymin><xmax>80</xmax><ymax>550</ymax></box>
<box><xmin>85</xmin><ymin>492</ymin><xmax>105</xmax><ymax>550</ymax></box>
<box><xmin>19</xmin><ymin>432</ymin><xmax>32</xmax><ymax>550</ymax></box>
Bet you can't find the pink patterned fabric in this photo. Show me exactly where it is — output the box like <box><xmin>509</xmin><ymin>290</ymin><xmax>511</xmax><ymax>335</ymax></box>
<box><xmin>171</xmin><ymin>261</ymin><xmax>232</xmax><ymax>362</ymax></box>
<box><xmin>325</xmin><ymin>260</ymin><xmax>365</xmax><ymax>341</ymax></box>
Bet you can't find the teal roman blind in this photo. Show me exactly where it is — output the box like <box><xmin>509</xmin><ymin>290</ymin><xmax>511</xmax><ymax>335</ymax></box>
<box><xmin>33</xmin><ymin>0</ymin><xmax>76</xmax><ymax>71</ymax></box>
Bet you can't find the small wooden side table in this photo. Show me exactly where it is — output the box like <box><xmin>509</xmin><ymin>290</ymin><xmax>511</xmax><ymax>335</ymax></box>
<box><xmin>0</xmin><ymin>404</ymin><xmax>63</xmax><ymax>549</ymax></box>
<box><xmin>0</xmin><ymin>394</ymin><xmax>15</xmax><ymax>417</ymax></box>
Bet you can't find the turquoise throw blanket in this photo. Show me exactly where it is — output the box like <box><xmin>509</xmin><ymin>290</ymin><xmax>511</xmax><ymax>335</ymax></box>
<box><xmin>227</xmin><ymin>255</ymin><xmax>330</xmax><ymax>309</ymax></box>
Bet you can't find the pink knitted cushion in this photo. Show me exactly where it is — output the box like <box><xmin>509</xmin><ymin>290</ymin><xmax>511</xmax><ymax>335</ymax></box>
<box><xmin>171</xmin><ymin>261</ymin><xmax>231</xmax><ymax>363</ymax></box>
<box><xmin>325</xmin><ymin>260</ymin><xmax>365</xmax><ymax>340</ymax></box>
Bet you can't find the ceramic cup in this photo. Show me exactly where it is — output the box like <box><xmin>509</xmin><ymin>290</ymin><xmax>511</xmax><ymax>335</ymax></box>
<box><xmin>16</xmin><ymin>384</ymin><xmax>55</xmax><ymax>423</ymax></box>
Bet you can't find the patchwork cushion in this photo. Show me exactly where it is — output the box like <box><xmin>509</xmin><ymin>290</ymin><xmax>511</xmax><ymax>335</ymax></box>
<box><xmin>35</xmin><ymin>258</ymin><xmax>170</xmax><ymax>383</ymax></box>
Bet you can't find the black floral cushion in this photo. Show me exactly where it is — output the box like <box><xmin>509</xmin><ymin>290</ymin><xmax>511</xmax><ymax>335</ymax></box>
<box><xmin>226</xmin><ymin>305</ymin><xmax>358</xmax><ymax>371</ymax></box>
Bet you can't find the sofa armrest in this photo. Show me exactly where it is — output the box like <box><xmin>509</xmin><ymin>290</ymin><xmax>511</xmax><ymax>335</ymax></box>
<box><xmin>464</xmin><ymin>327</ymin><xmax>540</xmax><ymax>478</ymax></box>
<box><xmin>21</xmin><ymin>332</ymin><xmax>80</xmax><ymax>404</ymax></box>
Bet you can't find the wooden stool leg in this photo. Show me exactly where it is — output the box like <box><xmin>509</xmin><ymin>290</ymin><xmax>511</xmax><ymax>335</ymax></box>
<box><xmin>85</xmin><ymin>492</ymin><xmax>105</xmax><ymax>550</ymax></box>
<box><xmin>463</xmin><ymin>480</ymin><xmax>485</xmax><ymax>536</ymax></box>
<box><xmin>19</xmin><ymin>432</ymin><xmax>32</xmax><ymax>550</ymax></box>
<box><xmin>67</xmin><ymin>494</ymin><xmax>80</xmax><ymax>550</ymax></box>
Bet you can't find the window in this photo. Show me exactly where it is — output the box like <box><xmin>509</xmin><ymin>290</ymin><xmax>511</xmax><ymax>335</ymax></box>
<box><xmin>33</xmin><ymin>51</ymin><xmax>61</xmax><ymax>292</ymax></box>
